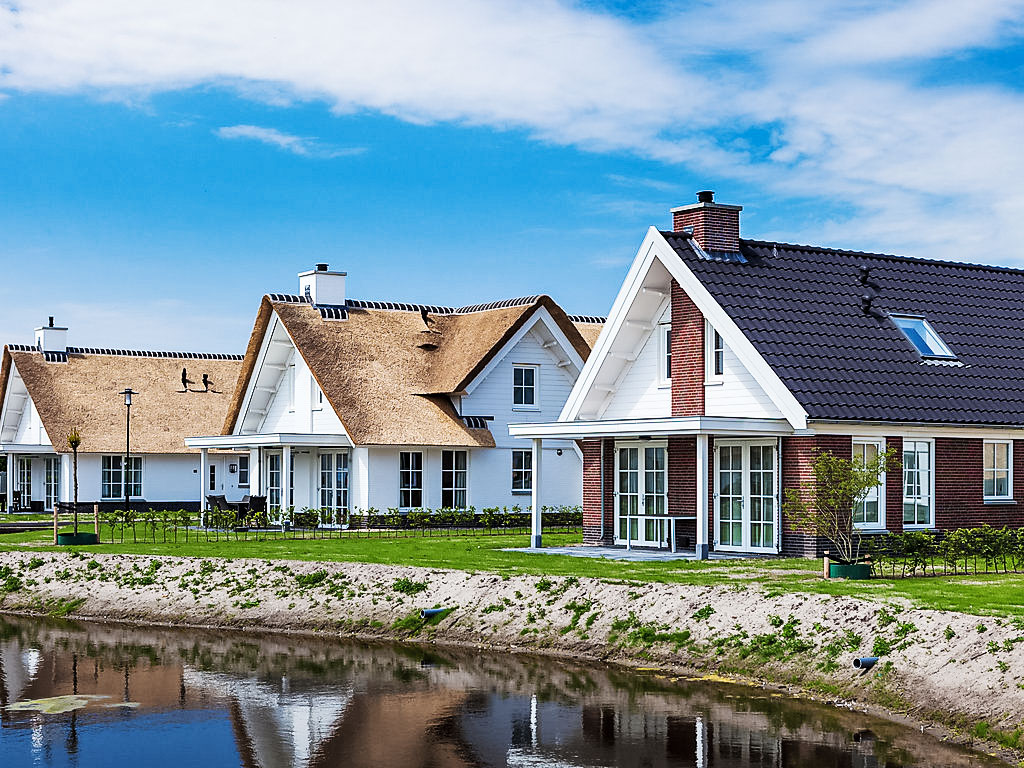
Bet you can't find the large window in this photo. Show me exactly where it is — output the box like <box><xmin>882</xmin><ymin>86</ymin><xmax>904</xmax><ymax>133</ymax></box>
<box><xmin>101</xmin><ymin>456</ymin><xmax>142</xmax><ymax>500</ymax></box>
<box><xmin>319</xmin><ymin>452</ymin><xmax>349</xmax><ymax>512</ymax></box>
<box><xmin>441</xmin><ymin>450</ymin><xmax>468</xmax><ymax>508</ymax></box>
<box><xmin>511</xmin><ymin>449</ymin><xmax>532</xmax><ymax>492</ymax></box>
<box><xmin>17</xmin><ymin>457</ymin><xmax>32</xmax><ymax>504</ymax></box>
<box><xmin>984</xmin><ymin>440</ymin><xmax>1012</xmax><ymax>500</ymax></box>
<box><xmin>44</xmin><ymin>457</ymin><xmax>60</xmax><ymax>512</ymax></box>
<box><xmin>399</xmin><ymin>451</ymin><xmax>423</xmax><ymax>508</ymax></box>
<box><xmin>238</xmin><ymin>455</ymin><xmax>250</xmax><ymax>487</ymax></box>
<box><xmin>513</xmin><ymin>365</ymin><xmax>537</xmax><ymax>408</ymax></box>
<box><xmin>853</xmin><ymin>438</ymin><xmax>885</xmax><ymax>528</ymax></box>
<box><xmin>902</xmin><ymin>440</ymin><xmax>933</xmax><ymax>527</ymax></box>
<box><xmin>267</xmin><ymin>453</ymin><xmax>282</xmax><ymax>511</ymax></box>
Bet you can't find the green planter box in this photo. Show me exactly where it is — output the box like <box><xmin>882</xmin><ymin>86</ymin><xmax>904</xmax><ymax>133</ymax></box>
<box><xmin>56</xmin><ymin>532</ymin><xmax>99</xmax><ymax>546</ymax></box>
<box><xmin>829</xmin><ymin>562</ymin><xmax>871</xmax><ymax>580</ymax></box>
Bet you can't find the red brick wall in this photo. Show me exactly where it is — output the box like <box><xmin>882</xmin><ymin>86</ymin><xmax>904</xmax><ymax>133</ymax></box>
<box><xmin>779</xmin><ymin>435</ymin><xmax>852</xmax><ymax>557</ymax></box>
<box><xmin>884</xmin><ymin>436</ymin><xmax>904</xmax><ymax>534</ymax></box>
<box><xmin>673</xmin><ymin>206</ymin><xmax>740</xmax><ymax>252</ymax></box>
<box><xmin>668</xmin><ymin>436</ymin><xmax>697</xmax><ymax>548</ymax></box>
<box><xmin>670</xmin><ymin>280</ymin><xmax>704</xmax><ymax>417</ymax></box>
<box><xmin>933</xmin><ymin>438</ymin><xmax>1024</xmax><ymax>530</ymax></box>
<box><xmin>582</xmin><ymin>439</ymin><xmax>614</xmax><ymax>544</ymax></box>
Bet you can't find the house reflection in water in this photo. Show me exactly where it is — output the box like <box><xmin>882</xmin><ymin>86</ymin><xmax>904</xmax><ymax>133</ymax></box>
<box><xmin>0</xmin><ymin>617</ymin><xmax>999</xmax><ymax>768</ymax></box>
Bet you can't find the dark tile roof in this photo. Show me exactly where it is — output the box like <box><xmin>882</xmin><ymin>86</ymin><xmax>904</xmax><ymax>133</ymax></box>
<box><xmin>661</xmin><ymin>231</ymin><xmax>1024</xmax><ymax>426</ymax></box>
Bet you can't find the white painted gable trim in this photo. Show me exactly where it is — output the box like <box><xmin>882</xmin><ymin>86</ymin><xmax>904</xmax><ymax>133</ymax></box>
<box><xmin>232</xmin><ymin>312</ymin><xmax>285</xmax><ymax>436</ymax></box>
<box><xmin>461</xmin><ymin>305</ymin><xmax>586</xmax><ymax>397</ymax></box>
<box><xmin>559</xmin><ymin>227</ymin><xmax>808</xmax><ymax>430</ymax></box>
<box><xmin>0</xmin><ymin>361</ymin><xmax>51</xmax><ymax>449</ymax></box>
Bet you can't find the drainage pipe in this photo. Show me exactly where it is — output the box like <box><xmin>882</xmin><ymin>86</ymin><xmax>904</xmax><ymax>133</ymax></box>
<box><xmin>853</xmin><ymin>657</ymin><xmax>878</xmax><ymax>671</ymax></box>
<box><xmin>420</xmin><ymin>608</ymin><xmax>447</xmax><ymax>620</ymax></box>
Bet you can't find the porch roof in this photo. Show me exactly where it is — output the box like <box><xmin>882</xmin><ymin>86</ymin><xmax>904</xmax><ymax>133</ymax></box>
<box><xmin>508</xmin><ymin>415</ymin><xmax>796</xmax><ymax>440</ymax></box>
<box><xmin>184</xmin><ymin>433</ymin><xmax>352</xmax><ymax>450</ymax></box>
<box><xmin>0</xmin><ymin>443</ymin><xmax>57</xmax><ymax>454</ymax></box>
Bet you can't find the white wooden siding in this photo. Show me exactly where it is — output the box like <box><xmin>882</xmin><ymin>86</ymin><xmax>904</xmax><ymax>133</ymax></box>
<box><xmin>600</xmin><ymin>304</ymin><xmax>671</xmax><ymax>420</ymax></box>
<box><xmin>13</xmin><ymin>398</ymin><xmax>51</xmax><ymax>447</ymax></box>
<box><xmin>704</xmin><ymin>343</ymin><xmax>783</xmax><ymax>419</ymax></box>
<box><xmin>259</xmin><ymin>347</ymin><xmax>346</xmax><ymax>435</ymax></box>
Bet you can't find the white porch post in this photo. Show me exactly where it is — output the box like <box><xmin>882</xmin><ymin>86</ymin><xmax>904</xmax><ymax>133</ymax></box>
<box><xmin>59</xmin><ymin>453</ymin><xmax>72</xmax><ymax>503</ymax></box>
<box><xmin>199</xmin><ymin>448</ymin><xmax>208</xmax><ymax>513</ymax></box>
<box><xmin>282</xmin><ymin>445</ymin><xmax>292</xmax><ymax>511</ymax></box>
<box><xmin>531</xmin><ymin>438</ymin><xmax>543</xmax><ymax>548</ymax></box>
<box><xmin>7</xmin><ymin>452</ymin><xmax>16</xmax><ymax>510</ymax></box>
<box><xmin>350</xmin><ymin>446</ymin><xmax>370</xmax><ymax>511</ymax></box>
<box><xmin>696</xmin><ymin>434</ymin><xmax>709</xmax><ymax>560</ymax></box>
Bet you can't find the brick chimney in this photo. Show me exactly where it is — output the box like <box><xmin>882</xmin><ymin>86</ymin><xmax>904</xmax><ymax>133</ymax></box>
<box><xmin>671</xmin><ymin>190</ymin><xmax>742</xmax><ymax>252</ymax></box>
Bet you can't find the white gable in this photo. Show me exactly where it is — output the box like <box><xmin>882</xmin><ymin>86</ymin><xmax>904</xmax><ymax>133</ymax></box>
<box><xmin>600</xmin><ymin>302</ymin><xmax>671</xmax><ymax>419</ymax></box>
<box><xmin>560</xmin><ymin>228</ymin><xmax>807</xmax><ymax>429</ymax></box>
<box><xmin>234</xmin><ymin>311</ymin><xmax>347</xmax><ymax>437</ymax></box>
<box><xmin>0</xmin><ymin>362</ymin><xmax>52</xmax><ymax>448</ymax></box>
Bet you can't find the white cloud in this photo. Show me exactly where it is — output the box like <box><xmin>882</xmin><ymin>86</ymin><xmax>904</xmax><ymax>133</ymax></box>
<box><xmin>2</xmin><ymin>0</ymin><xmax>1024</xmax><ymax>261</ymax></box>
<box><xmin>215</xmin><ymin>124</ymin><xmax>363</xmax><ymax>158</ymax></box>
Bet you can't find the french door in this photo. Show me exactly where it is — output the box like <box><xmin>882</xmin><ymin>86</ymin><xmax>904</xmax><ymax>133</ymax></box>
<box><xmin>615</xmin><ymin>442</ymin><xmax>668</xmax><ymax>547</ymax></box>
<box><xmin>714</xmin><ymin>441</ymin><xmax>779</xmax><ymax>553</ymax></box>
<box><xmin>44</xmin><ymin>457</ymin><xmax>60</xmax><ymax>512</ymax></box>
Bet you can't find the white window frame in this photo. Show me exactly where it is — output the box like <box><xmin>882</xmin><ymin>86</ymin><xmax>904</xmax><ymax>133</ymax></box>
<box><xmin>237</xmin><ymin>455</ymin><xmax>250</xmax><ymax>488</ymax></box>
<box><xmin>902</xmin><ymin>438</ymin><xmax>935</xmax><ymax>529</ymax></box>
<box><xmin>441</xmin><ymin>450</ymin><xmax>468</xmax><ymax>509</ymax></box>
<box><xmin>399</xmin><ymin>451</ymin><xmax>423</xmax><ymax>509</ymax></box>
<box><xmin>511</xmin><ymin>448</ymin><xmax>532</xmax><ymax>493</ymax></box>
<box><xmin>852</xmin><ymin>437</ymin><xmax>886</xmax><ymax>530</ymax></box>
<box><xmin>44</xmin><ymin>456</ymin><xmax>60</xmax><ymax>512</ymax></box>
<box><xmin>657</xmin><ymin>323</ymin><xmax>672</xmax><ymax>387</ymax></box>
<box><xmin>286</xmin><ymin>363</ymin><xmax>296</xmax><ymax>412</ymax></box>
<box><xmin>704</xmin><ymin>321</ymin><xmax>725</xmax><ymax>383</ymax></box>
<box><xmin>17</xmin><ymin>457</ymin><xmax>32</xmax><ymax>504</ymax></box>
<box><xmin>311</xmin><ymin>378</ymin><xmax>324</xmax><ymax>411</ymax></box>
<box><xmin>319</xmin><ymin>451</ymin><xmax>350</xmax><ymax>513</ymax></box>
<box><xmin>890</xmin><ymin>314</ymin><xmax>956</xmax><ymax>359</ymax></box>
<box><xmin>100</xmin><ymin>455</ymin><xmax>143</xmax><ymax>501</ymax></box>
<box><xmin>512</xmin><ymin>364</ymin><xmax>539</xmax><ymax>410</ymax></box>
<box><xmin>983</xmin><ymin>439</ymin><xmax>1013</xmax><ymax>502</ymax></box>
<box><xmin>267</xmin><ymin>452</ymin><xmax>282</xmax><ymax>511</ymax></box>
<box><xmin>209</xmin><ymin>461</ymin><xmax>217</xmax><ymax>492</ymax></box>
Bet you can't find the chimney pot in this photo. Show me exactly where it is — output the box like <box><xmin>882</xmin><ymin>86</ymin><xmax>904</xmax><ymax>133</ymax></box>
<box><xmin>697</xmin><ymin>190</ymin><xmax>714</xmax><ymax>203</ymax></box>
<box><xmin>48</xmin><ymin>316</ymin><xmax>54</xmax><ymax>328</ymax></box>
<box><xmin>671</xmin><ymin>190</ymin><xmax>742</xmax><ymax>252</ymax></box>
<box><xmin>316</xmin><ymin>263</ymin><xmax>328</xmax><ymax>272</ymax></box>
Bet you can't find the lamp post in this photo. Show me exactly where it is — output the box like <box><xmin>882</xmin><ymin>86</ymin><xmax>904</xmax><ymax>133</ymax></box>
<box><xmin>119</xmin><ymin>389</ymin><xmax>136</xmax><ymax>519</ymax></box>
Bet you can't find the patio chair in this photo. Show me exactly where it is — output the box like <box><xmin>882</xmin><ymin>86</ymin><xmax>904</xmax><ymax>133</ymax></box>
<box><xmin>30</xmin><ymin>500</ymin><xmax>44</xmax><ymax>513</ymax></box>
<box><xmin>12</xmin><ymin>491</ymin><xmax>22</xmax><ymax>512</ymax></box>
<box><xmin>0</xmin><ymin>492</ymin><xmax>6</xmax><ymax>513</ymax></box>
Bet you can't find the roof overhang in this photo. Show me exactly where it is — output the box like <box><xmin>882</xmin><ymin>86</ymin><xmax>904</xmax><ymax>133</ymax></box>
<box><xmin>0</xmin><ymin>443</ymin><xmax>57</xmax><ymax>453</ymax></box>
<box><xmin>509</xmin><ymin>416</ymin><xmax>797</xmax><ymax>440</ymax></box>
<box><xmin>185</xmin><ymin>433</ymin><xmax>353</xmax><ymax>450</ymax></box>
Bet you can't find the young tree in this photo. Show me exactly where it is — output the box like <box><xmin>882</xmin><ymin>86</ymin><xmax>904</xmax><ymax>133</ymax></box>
<box><xmin>67</xmin><ymin>428</ymin><xmax>82</xmax><ymax>537</ymax></box>
<box><xmin>783</xmin><ymin>447</ymin><xmax>896</xmax><ymax>564</ymax></box>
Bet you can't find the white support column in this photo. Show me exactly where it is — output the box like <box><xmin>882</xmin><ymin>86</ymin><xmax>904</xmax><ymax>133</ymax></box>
<box><xmin>199</xmin><ymin>448</ymin><xmax>208</xmax><ymax>513</ymax></box>
<box><xmin>60</xmin><ymin>453</ymin><xmax>72</xmax><ymax>503</ymax></box>
<box><xmin>7</xmin><ymin>452</ymin><xmax>16</xmax><ymax>510</ymax></box>
<box><xmin>696</xmin><ymin>434</ymin><xmax>709</xmax><ymax>560</ymax></box>
<box><xmin>350</xmin><ymin>446</ymin><xmax>370</xmax><ymax>511</ymax></box>
<box><xmin>531</xmin><ymin>438</ymin><xmax>543</xmax><ymax>548</ymax></box>
<box><xmin>282</xmin><ymin>445</ymin><xmax>292</xmax><ymax>511</ymax></box>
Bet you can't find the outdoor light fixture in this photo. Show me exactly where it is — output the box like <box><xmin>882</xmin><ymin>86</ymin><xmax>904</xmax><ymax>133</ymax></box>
<box><xmin>119</xmin><ymin>388</ymin><xmax>137</xmax><ymax>517</ymax></box>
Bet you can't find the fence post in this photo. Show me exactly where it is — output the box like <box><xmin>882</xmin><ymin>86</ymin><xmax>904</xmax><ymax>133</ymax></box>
<box><xmin>93</xmin><ymin>503</ymin><xmax>100</xmax><ymax>538</ymax></box>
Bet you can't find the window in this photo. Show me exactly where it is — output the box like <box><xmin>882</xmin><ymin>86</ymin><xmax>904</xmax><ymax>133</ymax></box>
<box><xmin>658</xmin><ymin>324</ymin><xmax>672</xmax><ymax>385</ymax></box>
<box><xmin>17</xmin><ymin>457</ymin><xmax>31</xmax><ymax>504</ymax></box>
<box><xmin>209</xmin><ymin>463</ymin><xmax>217</xmax><ymax>492</ymax></box>
<box><xmin>441</xmin><ymin>450</ymin><xmax>468</xmax><ymax>508</ymax></box>
<box><xmin>312</xmin><ymin>379</ymin><xmax>324</xmax><ymax>411</ymax></box>
<box><xmin>852</xmin><ymin>438</ymin><xmax>885</xmax><ymax>528</ymax></box>
<box><xmin>891</xmin><ymin>315</ymin><xmax>955</xmax><ymax>359</ymax></box>
<box><xmin>705</xmin><ymin>322</ymin><xmax>724</xmax><ymax>380</ymax></box>
<box><xmin>319</xmin><ymin>452</ymin><xmax>349</xmax><ymax>511</ymax></box>
<box><xmin>44</xmin><ymin>457</ymin><xmax>60</xmax><ymax>512</ymax></box>
<box><xmin>984</xmin><ymin>440</ymin><xmax>1012</xmax><ymax>500</ymax></box>
<box><xmin>903</xmin><ymin>440</ymin><xmax>933</xmax><ymax>527</ymax></box>
<box><xmin>286</xmin><ymin>363</ymin><xmax>296</xmax><ymax>411</ymax></box>
<box><xmin>399</xmin><ymin>451</ymin><xmax>423</xmax><ymax>508</ymax></box>
<box><xmin>267</xmin><ymin>453</ymin><xmax>282</xmax><ymax>511</ymax></box>
<box><xmin>238</xmin><ymin>455</ymin><xmax>250</xmax><ymax>487</ymax></box>
<box><xmin>513</xmin><ymin>365</ymin><xmax>537</xmax><ymax>408</ymax></box>
<box><xmin>101</xmin><ymin>456</ymin><xmax>142</xmax><ymax>500</ymax></box>
<box><xmin>512</xmin><ymin>449</ymin><xmax>532</xmax><ymax>492</ymax></box>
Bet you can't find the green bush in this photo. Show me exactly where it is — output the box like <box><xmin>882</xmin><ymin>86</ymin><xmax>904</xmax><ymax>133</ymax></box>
<box><xmin>869</xmin><ymin>524</ymin><xmax>1024</xmax><ymax>578</ymax></box>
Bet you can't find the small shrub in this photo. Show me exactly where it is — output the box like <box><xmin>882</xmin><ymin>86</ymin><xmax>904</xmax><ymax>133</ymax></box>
<box><xmin>296</xmin><ymin>570</ymin><xmax>329</xmax><ymax>588</ymax></box>
<box><xmin>392</xmin><ymin>577</ymin><xmax>428</xmax><ymax>595</ymax></box>
<box><xmin>872</xmin><ymin>636</ymin><xmax>892</xmax><ymax>657</ymax></box>
<box><xmin>692</xmin><ymin>605</ymin><xmax>715</xmax><ymax>622</ymax></box>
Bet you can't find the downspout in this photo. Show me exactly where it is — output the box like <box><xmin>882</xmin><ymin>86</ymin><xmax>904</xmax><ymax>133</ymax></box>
<box><xmin>599</xmin><ymin>438</ymin><xmax>605</xmax><ymax>544</ymax></box>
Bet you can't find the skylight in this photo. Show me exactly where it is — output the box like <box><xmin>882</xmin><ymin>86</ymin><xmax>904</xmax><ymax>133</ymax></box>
<box><xmin>890</xmin><ymin>315</ymin><xmax>956</xmax><ymax>359</ymax></box>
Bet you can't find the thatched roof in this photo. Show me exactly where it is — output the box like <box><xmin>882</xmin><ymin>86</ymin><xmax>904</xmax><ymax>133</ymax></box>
<box><xmin>570</xmin><ymin>318</ymin><xmax>604</xmax><ymax>350</ymax></box>
<box><xmin>226</xmin><ymin>296</ymin><xmax>602</xmax><ymax>447</ymax></box>
<box><xmin>0</xmin><ymin>346</ymin><xmax>243</xmax><ymax>454</ymax></box>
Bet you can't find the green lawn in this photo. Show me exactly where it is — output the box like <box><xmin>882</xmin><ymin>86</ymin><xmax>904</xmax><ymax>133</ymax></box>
<box><xmin>2</xmin><ymin>526</ymin><xmax>1023</xmax><ymax>617</ymax></box>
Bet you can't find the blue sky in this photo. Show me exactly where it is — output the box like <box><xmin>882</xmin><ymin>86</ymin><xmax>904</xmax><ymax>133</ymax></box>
<box><xmin>1</xmin><ymin>0</ymin><xmax>1024</xmax><ymax>353</ymax></box>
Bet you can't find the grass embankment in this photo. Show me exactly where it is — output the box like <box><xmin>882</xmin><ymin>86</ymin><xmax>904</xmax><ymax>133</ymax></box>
<box><xmin>2</xmin><ymin>526</ymin><xmax>1024</xmax><ymax>617</ymax></box>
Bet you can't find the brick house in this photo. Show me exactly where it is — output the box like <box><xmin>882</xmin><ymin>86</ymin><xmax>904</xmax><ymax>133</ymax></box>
<box><xmin>511</xmin><ymin>191</ymin><xmax>1024</xmax><ymax>557</ymax></box>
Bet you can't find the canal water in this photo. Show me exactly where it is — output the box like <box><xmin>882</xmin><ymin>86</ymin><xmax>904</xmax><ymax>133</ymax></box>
<box><xmin>0</xmin><ymin>615</ymin><xmax>1004</xmax><ymax>767</ymax></box>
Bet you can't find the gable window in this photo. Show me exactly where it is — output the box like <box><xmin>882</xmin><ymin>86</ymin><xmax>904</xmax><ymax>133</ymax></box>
<box><xmin>311</xmin><ymin>379</ymin><xmax>324</xmax><ymax>411</ymax></box>
<box><xmin>399</xmin><ymin>451</ymin><xmax>423</xmax><ymax>508</ymax></box>
<box><xmin>238</xmin><ymin>455</ymin><xmax>250</xmax><ymax>487</ymax></box>
<box><xmin>658</xmin><ymin>324</ymin><xmax>672</xmax><ymax>385</ymax></box>
<box><xmin>983</xmin><ymin>440</ymin><xmax>1012</xmax><ymax>500</ymax></box>
<box><xmin>513</xmin><ymin>365</ymin><xmax>538</xmax><ymax>408</ymax></box>
<box><xmin>441</xmin><ymin>450</ymin><xmax>468</xmax><ymax>509</ymax></box>
<box><xmin>902</xmin><ymin>439</ymin><xmax>934</xmax><ymax>528</ymax></box>
<box><xmin>891</xmin><ymin>315</ymin><xmax>955</xmax><ymax>359</ymax></box>
<box><xmin>852</xmin><ymin>438</ymin><xmax>885</xmax><ymax>528</ymax></box>
<box><xmin>511</xmin><ymin>449</ymin><xmax>532</xmax><ymax>492</ymax></box>
<box><xmin>286</xmin><ymin>363</ymin><xmax>296</xmax><ymax>412</ymax></box>
<box><xmin>101</xmin><ymin>455</ymin><xmax>142</xmax><ymax>500</ymax></box>
<box><xmin>705</xmin><ymin>322</ymin><xmax>725</xmax><ymax>380</ymax></box>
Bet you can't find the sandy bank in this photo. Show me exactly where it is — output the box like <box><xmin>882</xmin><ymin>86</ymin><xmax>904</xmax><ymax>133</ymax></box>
<box><xmin>1</xmin><ymin>550</ymin><xmax>1021</xmax><ymax>758</ymax></box>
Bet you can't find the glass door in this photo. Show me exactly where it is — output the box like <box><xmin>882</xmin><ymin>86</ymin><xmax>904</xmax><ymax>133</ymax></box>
<box><xmin>615</xmin><ymin>443</ymin><xmax>668</xmax><ymax>547</ymax></box>
<box><xmin>267</xmin><ymin>453</ymin><xmax>282</xmax><ymax>515</ymax></box>
<box><xmin>44</xmin><ymin>457</ymin><xmax>60</xmax><ymax>512</ymax></box>
<box><xmin>715</xmin><ymin>442</ymin><xmax>778</xmax><ymax>552</ymax></box>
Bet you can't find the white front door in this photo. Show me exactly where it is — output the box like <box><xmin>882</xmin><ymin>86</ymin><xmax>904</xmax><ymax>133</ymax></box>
<box><xmin>615</xmin><ymin>442</ymin><xmax>668</xmax><ymax>547</ymax></box>
<box><xmin>714</xmin><ymin>441</ymin><xmax>779</xmax><ymax>553</ymax></box>
<box><xmin>208</xmin><ymin>455</ymin><xmax>243</xmax><ymax>501</ymax></box>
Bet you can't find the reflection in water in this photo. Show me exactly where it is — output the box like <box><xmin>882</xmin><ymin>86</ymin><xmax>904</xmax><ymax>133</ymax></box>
<box><xmin>0</xmin><ymin>616</ymin><xmax>1001</xmax><ymax>768</ymax></box>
